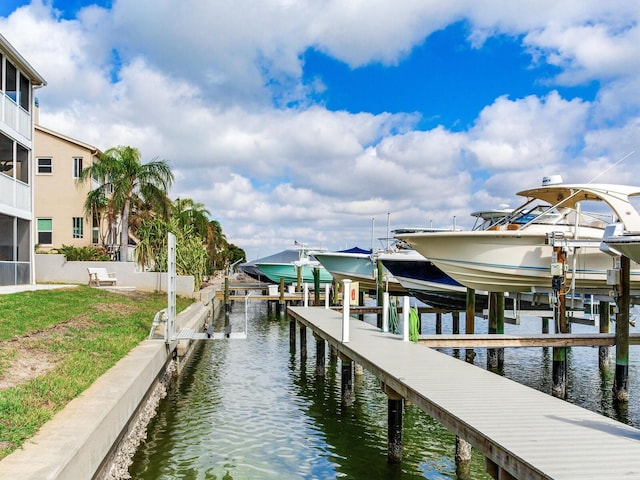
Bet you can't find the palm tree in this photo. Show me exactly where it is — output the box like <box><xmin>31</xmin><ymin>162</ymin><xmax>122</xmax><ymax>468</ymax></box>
<box><xmin>172</xmin><ymin>197</ymin><xmax>211</xmax><ymax>240</ymax></box>
<box><xmin>77</xmin><ymin>146</ymin><xmax>174</xmax><ymax>261</ymax></box>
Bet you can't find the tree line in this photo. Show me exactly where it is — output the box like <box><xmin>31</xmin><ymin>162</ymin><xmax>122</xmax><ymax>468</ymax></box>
<box><xmin>76</xmin><ymin>145</ymin><xmax>245</xmax><ymax>287</ymax></box>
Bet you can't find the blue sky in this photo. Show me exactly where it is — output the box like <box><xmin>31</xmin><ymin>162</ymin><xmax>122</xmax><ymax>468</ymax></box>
<box><xmin>2</xmin><ymin>1</ymin><xmax>639</xmax><ymax>259</ymax></box>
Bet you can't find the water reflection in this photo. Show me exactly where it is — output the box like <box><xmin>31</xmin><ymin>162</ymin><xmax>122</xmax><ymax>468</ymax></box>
<box><xmin>130</xmin><ymin>301</ymin><xmax>639</xmax><ymax>479</ymax></box>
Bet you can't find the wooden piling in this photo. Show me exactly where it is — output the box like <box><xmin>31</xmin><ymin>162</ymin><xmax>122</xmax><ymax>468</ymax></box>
<box><xmin>377</xmin><ymin>259</ymin><xmax>384</xmax><ymax>307</ymax></box>
<box><xmin>296</xmin><ymin>265</ymin><xmax>302</xmax><ymax>293</ymax></box>
<box><xmin>614</xmin><ymin>255</ymin><xmax>630</xmax><ymax>402</ymax></box>
<box><xmin>340</xmin><ymin>354</ymin><xmax>354</xmax><ymax>406</ymax></box>
<box><xmin>279</xmin><ymin>277</ymin><xmax>285</xmax><ymax>315</ymax></box>
<box><xmin>436</xmin><ymin>313</ymin><xmax>442</xmax><ymax>334</ymax></box>
<box><xmin>300</xmin><ymin>324</ymin><xmax>307</xmax><ymax>358</ymax></box>
<box><xmin>599</xmin><ymin>301</ymin><xmax>611</xmax><ymax>369</ymax></box>
<box><xmin>452</xmin><ymin>311</ymin><xmax>460</xmax><ymax>334</ymax></box>
<box><xmin>382</xmin><ymin>382</ymin><xmax>403</xmax><ymax>463</ymax></box>
<box><xmin>289</xmin><ymin>316</ymin><xmax>296</xmax><ymax>351</ymax></box>
<box><xmin>330</xmin><ymin>344</ymin><xmax>338</xmax><ymax>363</ymax></box>
<box><xmin>542</xmin><ymin>317</ymin><xmax>550</xmax><ymax>334</ymax></box>
<box><xmin>465</xmin><ymin>288</ymin><xmax>476</xmax><ymax>363</ymax></box>
<box><xmin>456</xmin><ymin>436</ymin><xmax>472</xmax><ymax>479</ymax></box>
<box><xmin>313</xmin><ymin>267</ymin><xmax>320</xmax><ymax>306</ymax></box>
<box><xmin>332</xmin><ymin>279</ymin><xmax>339</xmax><ymax>305</ymax></box>
<box><xmin>552</xmin><ymin>246</ymin><xmax>567</xmax><ymax>399</ymax></box>
<box><xmin>487</xmin><ymin>292</ymin><xmax>504</xmax><ymax>370</ymax></box>
<box><xmin>314</xmin><ymin>333</ymin><xmax>325</xmax><ymax>376</ymax></box>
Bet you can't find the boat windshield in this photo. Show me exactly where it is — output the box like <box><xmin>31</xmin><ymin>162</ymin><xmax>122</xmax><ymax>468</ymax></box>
<box><xmin>508</xmin><ymin>205</ymin><xmax>614</xmax><ymax>229</ymax></box>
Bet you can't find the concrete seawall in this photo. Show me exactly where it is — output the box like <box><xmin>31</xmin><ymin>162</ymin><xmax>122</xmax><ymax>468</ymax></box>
<box><xmin>0</xmin><ymin>290</ymin><xmax>220</xmax><ymax>480</ymax></box>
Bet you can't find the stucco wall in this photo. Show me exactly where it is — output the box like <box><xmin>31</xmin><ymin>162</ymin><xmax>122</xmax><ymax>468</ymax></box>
<box><xmin>35</xmin><ymin>254</ymin><xmax>195</xmax><ymax>297</ymax></box>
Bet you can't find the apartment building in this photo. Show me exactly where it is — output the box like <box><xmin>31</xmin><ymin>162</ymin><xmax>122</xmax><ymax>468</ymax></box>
<box><xmin>0</xmin><ymin>34</ymin><xmax>46</xmax><ymax>286</ymax></box>
<box><xmin>33</xmin><ymin>123</ymin><xmax>101</xmax><ymax>251</ymax></box>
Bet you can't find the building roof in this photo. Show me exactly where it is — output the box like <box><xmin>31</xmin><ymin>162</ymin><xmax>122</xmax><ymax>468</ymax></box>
<box><xmin>0</xmin><ymin>33</ymin><xmax>46</xmax><ymax>87</ymax></box>
<box><xmin>35</xmin><ymin>124</ymin><xmax>101</xmax><ymax>155</ymax></box>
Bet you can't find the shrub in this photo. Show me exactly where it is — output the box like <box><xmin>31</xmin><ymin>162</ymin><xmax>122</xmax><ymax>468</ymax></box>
<box><xmin>56</xmin><ymin>245</ymin><xmax>111</xmax><ymax>261</ymax></box>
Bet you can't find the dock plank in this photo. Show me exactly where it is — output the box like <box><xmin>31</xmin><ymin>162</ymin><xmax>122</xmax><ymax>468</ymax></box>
<box><xmin>288</xmin><ymin>306</ymin><xmax>640</xmax><ymax>480</ymax></box>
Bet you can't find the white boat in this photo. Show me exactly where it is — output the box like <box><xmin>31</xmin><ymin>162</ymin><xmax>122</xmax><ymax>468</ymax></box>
<box><xmin>602</xmin><ymin>223</ymin><xmax>640</xmax><ymax>264</ymax></box>
<box><xmin>312</xmin><ymin>247</ymin><xmax>406</xmax><ymax>293</ymax></box>
<box><xmin>396</xmin><ymin>177</ymin><xmax>640</xmax><ymax>294</ymax></box>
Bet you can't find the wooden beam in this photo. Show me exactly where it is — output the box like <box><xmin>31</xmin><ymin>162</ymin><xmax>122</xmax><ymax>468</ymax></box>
<box><xmin>417</xmin><ymin>333</ymin><xmax>640</xmax><ymax>348</ymax></box>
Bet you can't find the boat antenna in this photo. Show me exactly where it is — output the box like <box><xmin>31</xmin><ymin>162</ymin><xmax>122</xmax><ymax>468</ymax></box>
<box><xmin>386</xmin><ymin>213</ymin><xmax>390</xmax><ymax>250</ymax></box>
<box><xmin>370</xmin><ymin>217</ymin><xmax>374</xmax><ymax>251</ymax></box>
<box><xmin>585</xmin><ymin>150</ymin><xmax>635</xmax><ymax>184</ymax></box>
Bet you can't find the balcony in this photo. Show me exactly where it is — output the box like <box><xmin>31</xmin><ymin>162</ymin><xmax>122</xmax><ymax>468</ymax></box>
<box><xmin>0</xmin><ymin>173</ymin><xmax>31</xmax><ymax>214</ymax></box>
<box><xmin>0</xmin><ymin>93</ymin><xmax>31</xmax><ymax>140</ymax></box>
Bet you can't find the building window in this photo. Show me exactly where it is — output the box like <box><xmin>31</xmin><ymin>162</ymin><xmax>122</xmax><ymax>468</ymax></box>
<box><xmin>37</xmin><ymin>158</ymin><xmax>52</xmax><ymax>174</ymax></box>
<box><xmin>92</xmin><ymin>214</ymin><xmax>100</xmax><ymax>244</ymax></box>
<box><xmin>0</xmin><ymin>132</ymin><xmax>13</xmax><ymax>178</ymax></box>
<box><xmin>37</xmin><ymin>218</ymin><xmax>53</xmax><ymax>245</ymax></box>
<box><xmin>73</xmin><ymin>217</ymin><xmax>83</xmax><ymax>239</ymax></box>
<box><xmin>72</xmin><ymin>157</ymin><xmax>83</xmax><ymax>178</ymax></box>
<box><xmin>5</xmin><ymin>60</ymin><xmax>17</xmax><ymax>103</ymax></box>
<box><xmin>19</xmin><ymin>72</ymin><xmax>30</xmax><ymax>111</ymax></box>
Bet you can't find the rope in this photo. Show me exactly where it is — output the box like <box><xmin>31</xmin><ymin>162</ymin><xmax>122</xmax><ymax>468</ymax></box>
<box><xmin>409</xmin><ymin>307</ymin><xmax>420</xmax><ymax>342</ymax></box>
<box><xmin>389</xmin><ymin>301</ymin><xmax>399</xmax><ymax>334</ymax></box>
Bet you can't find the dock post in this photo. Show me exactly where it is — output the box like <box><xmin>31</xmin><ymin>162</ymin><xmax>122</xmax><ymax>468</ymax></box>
<box><xmin>224</xmin><ymin>276</ymin><xmax>230</xmax><ymax>314</ymax></box>
<box><xmin>300</xmin><ymin>324</ymin><xmax>307</xmax><ymax>359</ymax></box>
<box><xmin>614</xmin><ymin>255</ymin><xmax>630</xmax><ymax>402</ymax></box>
<box><xmin>332</xmin><ymin>279</ymin><xmax>340</xmax><ymax>305</ymax></box>
<box><xmin>436</xmin><ymin>313</ymin><xmax>442</xmax><ymax>334</ymax></box>
<box><xmin>324</xmin><ymin>283</ymin><xmax>330</xmax><ymax>309</ymax></box>
<box><xmin>377</xmin><ymin>259</ymin><xmax>384</xmax><ymax>307</ymax></box>
<box><xmin>452</xmin><ymin>311</ymin><xmax>460</xmax><ymax>334</ymax></box>
<box><xmin>382</xmin><ymin>383</ymin><xmax>403</xmax><ymax>463</ymax></box>
<box><xmin>382</xmin><ymin>292</ymin><xmax>390</xmax><ymax>332</ymax></box>
<box><xmin>330</xmin><ymin>344</ymin><xmax>338</xmax><ymax>363</ymax></box>
<box><xmin>552</xmin><ymin>246</ymin><xmax>567</xmax><ymax>399</ymax></box>
<box><xmin>314</xmin><ymin>333</ymin><xmax>325</xmax><ymax>376</ymax></box>
<box><xmin>455</xmin><ymin>436</ymin><xmax>472</xmax><ymax>479</ymax></box>
<box><xmin>402</xmin><ymin>296</ymin><xmax>410</xmax><ymax>342</ymax></box>
<box><xmin>296</xmin><ymin>266</ymin><xmax>302</xmax><ymax>293</ymax></box>
<box><xmin>599</xmin><ymin>300</ymin><xmax>611</xmax><ymax>369</ymax></box>
<box><xmin>342</xmin><ymin>279</ymin><xmax>352</xmax><ymax>343</ymax></box>
<box><xmin>340</xmin><ymin>353</ymin><xmax>353</xmax><ymax>406</ymax></box>
<box><xmin>465</xmin><ymin>288</ymin><xmax>476</xmax><ymax>363</ymax></box>
<box><xmin>303</xmin><ymin>283</ymin><xmax>309</xmax><ymax>307</ymax></box>
<box><xmin>313</xmin><ymin>267</ymin><xmax>320</xmax><ymax>306</ymax></box>
<box><xmin>487</xmin><ymin>292</ymin><xmax>504</xmax><ymax>370</ymax></box>
<box><xmin>542</xmin><ymin>317</ymin><xmax>550</xmax><ymax>334</ymax></box>
<box><xmin>279</xmin><ymin>277</ymin><xmax>285</xmax><ymax>315</ymax></box>
<box><xmin>289</xmin><ymin>316</ymin><xmax>296</xmax><ymax>351</ymax></box>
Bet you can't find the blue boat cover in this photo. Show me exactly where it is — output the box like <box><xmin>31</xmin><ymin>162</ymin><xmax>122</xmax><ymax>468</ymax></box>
<box><xmin>337</xmin><ymin>246</ymin><xmax>372</xmax><ymax>254</ymax></box>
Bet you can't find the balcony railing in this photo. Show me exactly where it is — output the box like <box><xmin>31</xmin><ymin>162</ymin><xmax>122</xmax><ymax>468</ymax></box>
<box><xmin>1</xmin><ymin>93</ymin><xmax>31</xmax><ymax>140</ymax></box>
<box><xmin>0</xmin><ymin>173</ymin><xmax>31</xmax><ymax>213</ymax></box>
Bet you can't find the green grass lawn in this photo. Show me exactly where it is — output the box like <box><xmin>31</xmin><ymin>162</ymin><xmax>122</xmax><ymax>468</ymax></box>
<box><xmin>0</xmin><ymin>286</ymin><xmax>194</xmax><ymax>459</ymax></box>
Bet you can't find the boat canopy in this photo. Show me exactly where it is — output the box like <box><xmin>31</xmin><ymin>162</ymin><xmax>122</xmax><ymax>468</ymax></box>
<box><xmin>516</xmin><ymin>183</ymin><xmax>640</xmax><ymax>232</ymax></box>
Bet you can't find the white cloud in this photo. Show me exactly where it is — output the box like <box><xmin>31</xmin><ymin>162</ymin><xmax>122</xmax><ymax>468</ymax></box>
<box><xmin>3</xmin><ymin>0</ymin><xmax>640</xmax><ymax>259</ymax></box>
<box><xmin>468</xmin><ymin>92</ymin><xmax>589</xmax><ymax>169</ymax></box>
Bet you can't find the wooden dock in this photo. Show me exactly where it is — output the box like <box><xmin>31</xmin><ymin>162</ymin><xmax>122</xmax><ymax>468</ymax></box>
<box><xmin>288</xmin><ymin>306</ymin><xmax>640</xmax><ymax>479</ymax></box>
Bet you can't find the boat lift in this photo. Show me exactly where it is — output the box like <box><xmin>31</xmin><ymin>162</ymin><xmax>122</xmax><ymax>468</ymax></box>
<box><xmin>148</xmin><ymin>233</ymin><xmax>248</xmax><ymax>342</ymax></box>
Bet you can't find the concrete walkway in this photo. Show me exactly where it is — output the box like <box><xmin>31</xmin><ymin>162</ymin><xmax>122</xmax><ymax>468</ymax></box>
<box><xmin>0</xmin><ymin>284</ymin><xmax>78</xmax><ymax>294</ymax></box>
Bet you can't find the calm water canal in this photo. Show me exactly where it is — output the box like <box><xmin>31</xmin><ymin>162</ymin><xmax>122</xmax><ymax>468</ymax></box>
<box><xmin>129</xmin><ymin>299</ymin><xmax>640</xmax><ymax>479</ymax></box>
